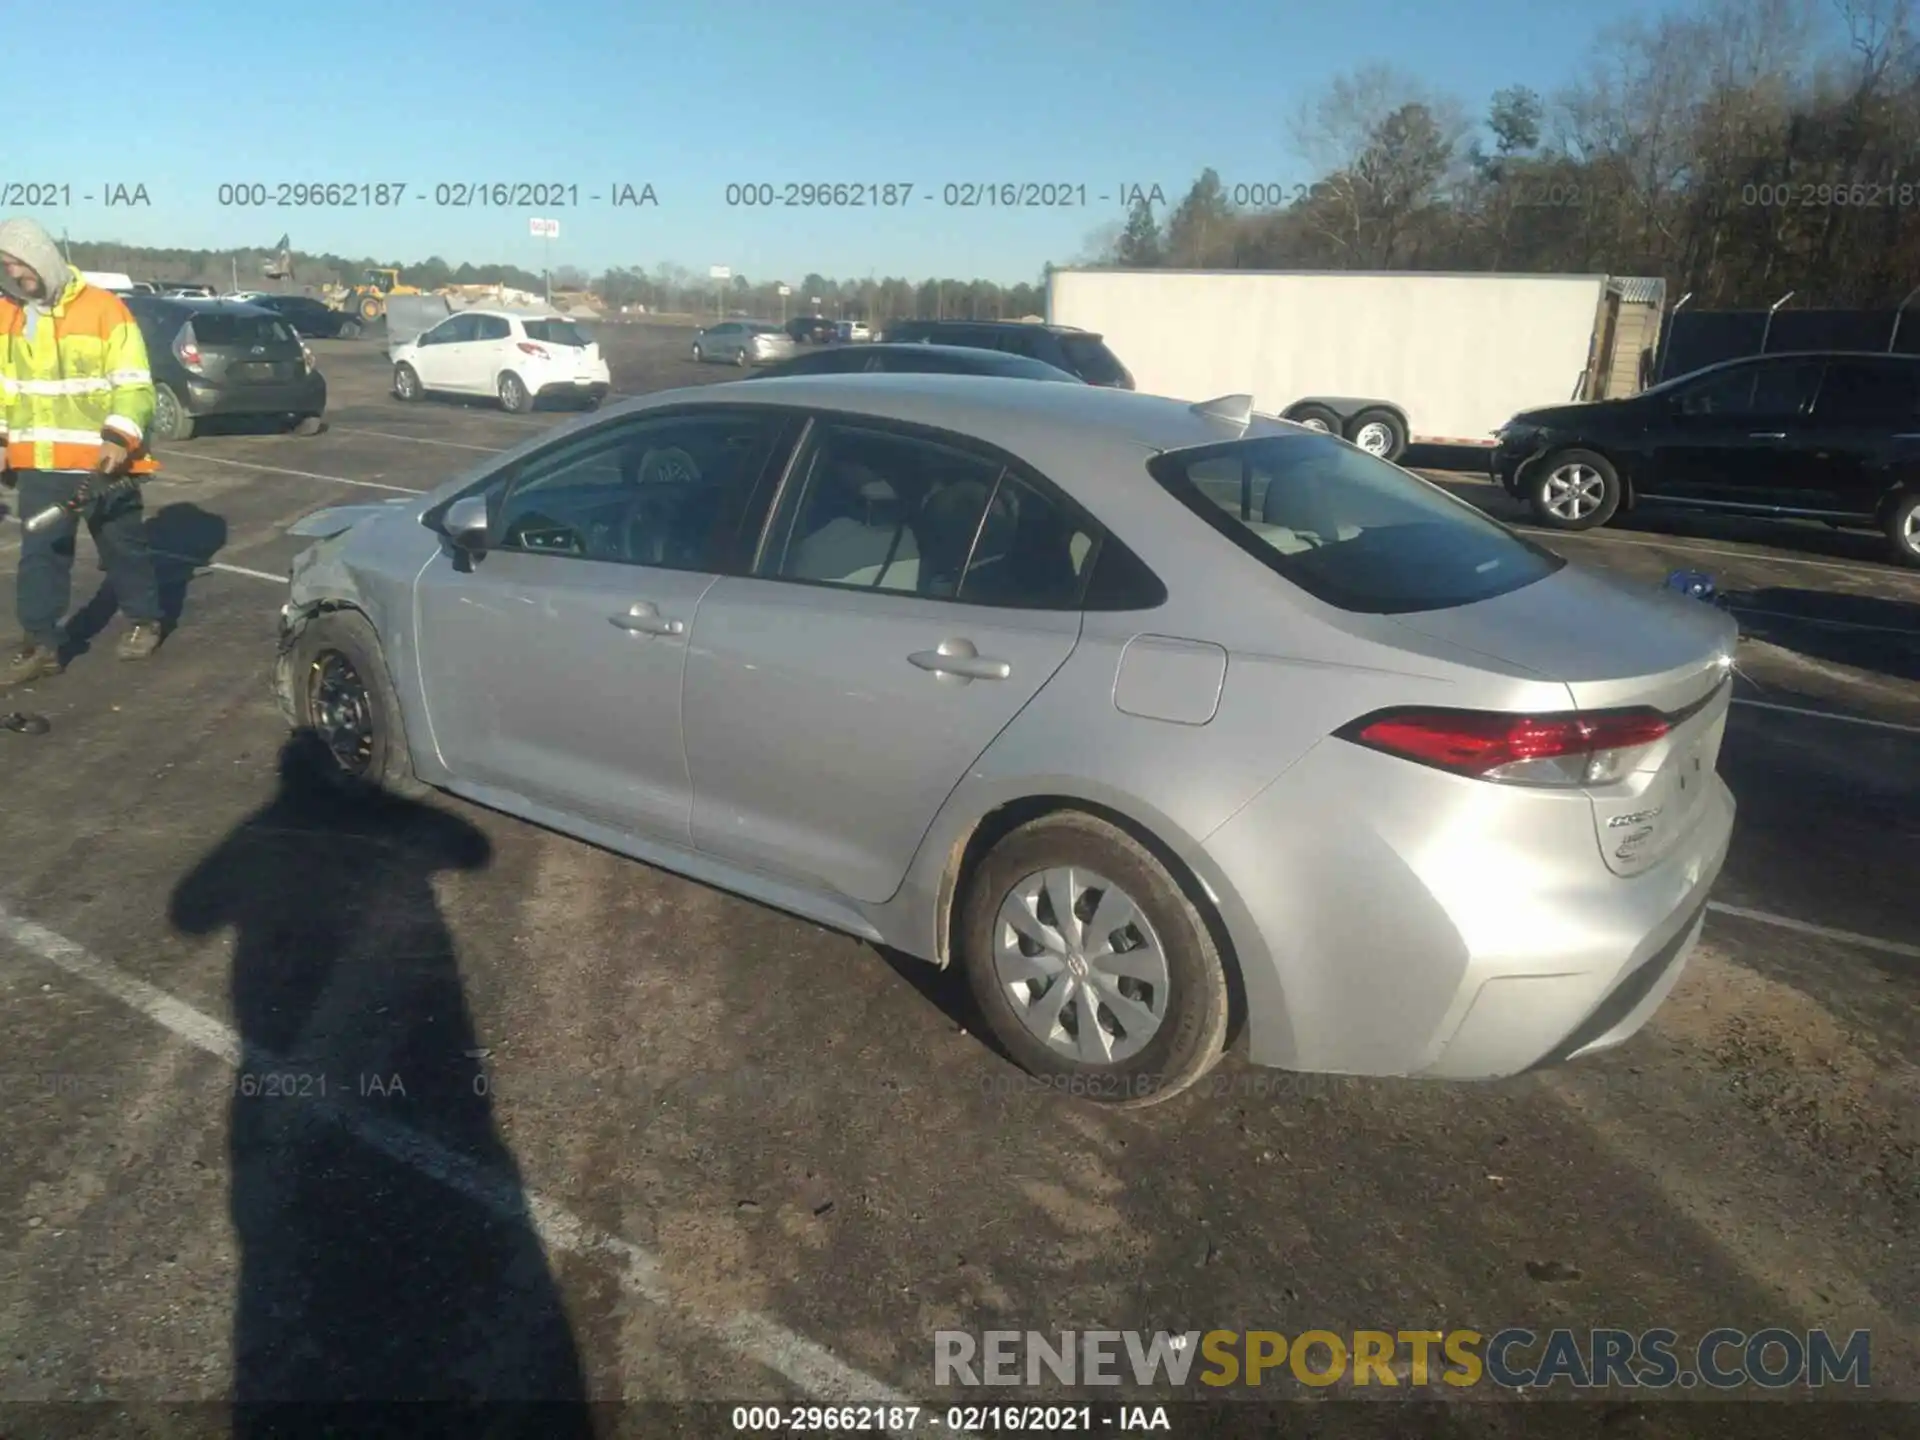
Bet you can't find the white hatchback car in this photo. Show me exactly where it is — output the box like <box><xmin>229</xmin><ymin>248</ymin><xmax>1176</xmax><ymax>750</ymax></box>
<box><xmin>391</xmin><ymin>309</ymin><xmax>612</xmax><ymax>413</ymax></box>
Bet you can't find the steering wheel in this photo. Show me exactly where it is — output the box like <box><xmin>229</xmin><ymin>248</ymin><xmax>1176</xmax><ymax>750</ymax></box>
<box><xmin>632</xmin><ymin>446</ymin><xmax>701</xmax><ymax>487</ymax></box>
<box><xmin>502</xmin><ymin>509</ymin><xmax>585</xmax><ymax>556</ymax></box>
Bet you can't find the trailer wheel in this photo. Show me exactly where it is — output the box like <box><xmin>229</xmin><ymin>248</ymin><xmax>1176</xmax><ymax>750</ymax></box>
<box><xmin>1288</xmin><ymin>403</ymin><xmax>1341</xmax><ymax>435</ymax></box>
<box><xmin>1528</xmin><ymin>449</ymin><xmax>1622</xmax><ymax>530</ymax></box>
<box><xmin>1346</xmin><ymin>408</ymin><xmax>1407</xmax><ymax>461</ymax></box>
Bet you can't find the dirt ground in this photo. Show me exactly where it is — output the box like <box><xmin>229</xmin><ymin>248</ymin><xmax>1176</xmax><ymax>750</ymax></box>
<box><xmin>0</xmin><ymin>323</ymin><xmax>1916</xmax><ymax>1433</ymax></box>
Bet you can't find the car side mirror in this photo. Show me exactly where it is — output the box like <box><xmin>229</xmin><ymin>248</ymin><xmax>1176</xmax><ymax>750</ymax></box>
<box><xmin>436</xmin><ymin>494</ymin><xmax>491</xmax><ymax>553</ymax></box>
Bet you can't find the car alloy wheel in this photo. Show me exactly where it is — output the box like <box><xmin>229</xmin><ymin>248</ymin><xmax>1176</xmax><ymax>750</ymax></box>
<box><xmin>154</xmin><ymin>386</ymin><xmax>184</xmax><ymax>438</ymax></box>
<box><xmin>394</xmin><ymin>365</ymin><xmax>419</xmax><ymax>400</ymax></box>
<box><xmin>1542</xmin><ymin>461</ymin><xmax>1607</xmax><ymax>521</ymax></box>
<box><xmin>992</xmin><ymin>866</ymin><xmax>1172</xmax><ymax>1065</ymax></box>
<box><xmin>307</xmin><ymin>649</ymin><xmax>375</xmax><ymax>777</ymax></box>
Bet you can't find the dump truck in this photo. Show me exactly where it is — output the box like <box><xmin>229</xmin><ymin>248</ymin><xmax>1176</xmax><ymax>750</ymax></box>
<box><xmin>1044</xmin><ymin>268</ymin><xmax>1668</xmax><ymax>463</ymax></box>
<box><xmin>329</xmin><ymin>267</ymin><xmax>424</xmax><ymax>326</ymax></box>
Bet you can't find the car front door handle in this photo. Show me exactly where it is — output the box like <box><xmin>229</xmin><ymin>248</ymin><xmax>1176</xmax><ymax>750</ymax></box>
<box><xmin>610</xmin><ymin>604</ymin><xmax>684</xmax><ymax>636</ymax></box>
<box><xmin>909</xmin><ymin>640</ymin><xmax>1010</xmax><ymax>681</ymax></box>
<box><xmin>1749</xmin><ymin>431</ymin><xmax>1787</xmax><ymax>440</ymax></box>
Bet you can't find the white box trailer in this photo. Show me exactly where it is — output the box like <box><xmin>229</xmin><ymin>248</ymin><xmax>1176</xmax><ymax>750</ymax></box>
<box><xmin>1045</xmin><ymin>268</ymin><xmax>1667</xmax><ymax>463</ymax></box>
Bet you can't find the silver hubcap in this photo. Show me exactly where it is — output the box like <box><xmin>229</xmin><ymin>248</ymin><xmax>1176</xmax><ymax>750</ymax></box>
<box><xmin>1544</xmin><ymin>463</ymin><xmax>1606</xmax><ymax>521</ymax></box>
<box><xmin>993</xmin><ymin>867</ymin><xmax>1171</xmax><ymax>1065</ymax></box>
<box><xmin>502</xmin><ymin>378</ymin><xmax>523</xmax><ymax>407</ymax></box>
<box><xmin>1300</xmin><ymin>417</ymin><xmax>1331</xmax><ymax>433</ymax></box>
<box><xmin>397</xmin><ymin>369</ymin><xmax>414</xmax><ymax>397</ymax></box>
<box><xmin>156</xmin><ymin>390</ymin><xmax>178</xmax><ymax>432</ymax></box>
<box><xmin>1354</xmin><ymin>421</ymin><xmax>1394</xmax><ymax>455</ymax></box>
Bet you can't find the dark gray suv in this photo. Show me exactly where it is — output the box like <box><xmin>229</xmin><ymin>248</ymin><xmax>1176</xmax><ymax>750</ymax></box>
<box><xmin>878</xmin><ymin>320</ymin><xmax>1134</xmax><ymax>388</ymax></box>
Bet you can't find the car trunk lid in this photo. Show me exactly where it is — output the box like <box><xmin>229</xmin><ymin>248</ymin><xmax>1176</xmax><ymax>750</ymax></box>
<box><xmin>182</xmin><ymin>312</ymin><xmax>307</xmax><ymax>385</ymax></box>
<box><xmin>1389</xmin><ymin>564</ymin><xmax>1737</xmax><ymax>877</ymax></box>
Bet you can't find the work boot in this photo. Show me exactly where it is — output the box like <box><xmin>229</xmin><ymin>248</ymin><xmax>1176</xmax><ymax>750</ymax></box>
<box><xmin>117</xmin><ymin>623</ymin><xmax>162</xmax><ymax>661</ymax></box>
<box><xmin>0</xmin><ymin>641</ymin><xmax>62</xmax><ymax>689</ymax></box>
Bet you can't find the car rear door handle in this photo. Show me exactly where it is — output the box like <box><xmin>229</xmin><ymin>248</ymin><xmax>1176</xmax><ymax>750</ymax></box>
<box><xmin>1749</xmin><ymin>431</ymin><xmax>1787</xmax><ymax>439</ymax></box>
<box><xmin>909</xmin><ymin>639</ymin><xmax>1011</xmax><ymax>681</ymax></box>
<box><xmin>609</xmin><ymin>603</ymin><xmax>684</xmax><ymax>636</ymax></box>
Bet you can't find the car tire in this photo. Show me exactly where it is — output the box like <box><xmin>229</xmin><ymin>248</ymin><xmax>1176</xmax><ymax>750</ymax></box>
<box><xmin>393</xmin><ymin>363</ymin><xmax>421</xmax><ymax>402</ymax></box>
<box><xmin>288</xmin><ymin>608</ymin><xmax>428</xmax><ymax>800</ymax></box>
<box><xmin>291</xmin><ymin>415</ymin><xmax>325</xmax><ymax>436</ymax></box>
<box><xmin>1287</xmin><ymin>403</ymin><xmax>1342</xmax><ymax>435</ymax></box>
<box><xmin>1346</xmin><ymin>407</ymin><xmax>1408</xmax><ymax>461</ymax></box>
<box><xmin>1883</xmin><ymin>490</ymin><xmax>1920</xmax><ymax>568</ymax></box>
<box><xmin>338</xmin><ymin>319</ymin><xmax>362</xmax><ymax>340</ymax></box>
<box><xmin>959</xmin><ymin>812</ymin><xmax>1231</xmax><ymax>1109</ymax></box>
<box><xmin>498</xmin><ymin>372</ymin><xmax>532</xmax><ymax>414</ymax></box>
<box><xmin>691</xmin><ymin>344</ymin><xmax>704</xmax><ymax>363</ymax></box>
<box><xmin>735</xmin><ymin>347</ymin><xmax>749</xmax><ymax>367</ymax></box>
<box><xmin>1527</xmin><ymin>448</ymin><xmax>1622</xmax><ymax>530</ymax></box>
<box><xmin>152</xmin><ymin>383</ymin><xmax>195</xmax><ymax>442</ymax></box>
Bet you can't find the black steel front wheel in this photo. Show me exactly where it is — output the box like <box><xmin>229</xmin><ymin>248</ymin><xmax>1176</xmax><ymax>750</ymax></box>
<box><xmin>289</xmin><ymin>609</ymin><xmax>428</xmax><ymax>799</ymax></box>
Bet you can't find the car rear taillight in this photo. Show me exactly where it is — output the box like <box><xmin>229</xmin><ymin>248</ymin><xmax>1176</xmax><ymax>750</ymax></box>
<box><xmin>300</xmin><ymin>342</ymin><xmax>315</xmax><ymax>373</ymax></box>
<box><xmin>1338</xmin><ymin>706</ymin><xmax>1671</xmax><ymax>787</ymax></box>
<box><xmin>173</xmin><ymin>328</ymin><xmax>203</xmax><ymax>371</ymax></box>
<box><xmin>517</xmin><ymin>341</ymin><xmax>550</xmax><ymax>359</ymax></box>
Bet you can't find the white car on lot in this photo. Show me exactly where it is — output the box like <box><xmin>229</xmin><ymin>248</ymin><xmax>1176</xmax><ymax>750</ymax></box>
<box><xmin>391</xmin><ymin>308</ymin><xmax>612</xmax><ymax>413</ymax></box>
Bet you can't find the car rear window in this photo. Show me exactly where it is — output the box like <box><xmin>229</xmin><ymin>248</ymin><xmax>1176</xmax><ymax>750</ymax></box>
<box><xmin>1150</xmin><ymin>433</ymin><xmax>1563</xmax><ymax>614</ymax></box>
<box><xmin>523</xmin><ymin>318</ymin><xmax>590</xmax><ymax>347</ymax></box>
<box><xmin>1059</xmin><ymin>335</ymin><xmax>1128</xmax><ymax>385</ymax></box>
<box><xmin>189</xmin><ymin>313</ymin><xmax>297</xmax><ymax>347</ymax></box>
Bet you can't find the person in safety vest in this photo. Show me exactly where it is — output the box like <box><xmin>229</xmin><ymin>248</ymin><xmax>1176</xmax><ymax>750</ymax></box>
<box><xmin>0</xmin><ymin>216</ymin><xmax>164</xmax><ymax>688</ymax></box>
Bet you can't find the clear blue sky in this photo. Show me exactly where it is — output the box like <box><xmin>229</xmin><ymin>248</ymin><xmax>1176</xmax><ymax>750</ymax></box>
<box><xmin>24</xmin><ymin>0</ymin><xmax>1669</xmax><ymax>285</ymax></box>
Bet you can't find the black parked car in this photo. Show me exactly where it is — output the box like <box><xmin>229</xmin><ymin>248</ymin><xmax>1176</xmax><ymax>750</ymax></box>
<box><xmin>1494</xmin><ymin>350</ymin><xmax>1920</xmax><ymax>565</ymax></box>
<box><xmin>784</xmin><ymin>315</ymin><xmax>838</xmax><ymax>344</ymax></box>
<box><xmin>247</xmin><ymin>293</ymin><xmax>362</xmax><ymax>339</ymax></box>
<box><xmin>745</xmin><ymin>342</ymin><xmax>1082</xmax><ymax>383</ymax></box>
<box><xmin>878</xmin><ymin>319</ymin><xmax>1134</xmax><ymax>388</ymax></box>
<box><xmin>123</xmin><ymin>297</ymin><xmax>328</xmax><ymax>441</ymax></box>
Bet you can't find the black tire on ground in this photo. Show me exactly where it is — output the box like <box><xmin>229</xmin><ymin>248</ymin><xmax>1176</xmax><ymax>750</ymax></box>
<box><xmin>1287</xmin><ymin>403</ymin><xmax>1342</xmax><ymax>435</ymax></box>
<box><xmin>1526</xmin><ymin>447</ymin><xmax>1623</xmax><ymax>530</ymax></box>
<box><xmin>498</xmin><ymin>372</ymin><xmax>532</xmax><ymax>413</ymax></box>
<box><xmin>1882</xmin><ymin>490</ymin><xmax>1920</xmax><ymax>568</ymax></box>
<box><xmin>288</xmin><ymin>608</ymin><xmax>428</xmax><ymax>800</ymax></box>
<box><xmin>393</xmin><ymin>363</ymin><xmax>422</xmax><ymax>402</ymax></box>
<box><xmin>1345</xmin><ymin>406</ymin><xmax>1408</xmax><ymax>462</ymax></box>
<box><xmin>959</xmin><ymin>811</ymin><xmax>1231</xmax><ymax>1109</ymax></box>
<box><xmin>152</xmin><ymin>383</ymin><xmax>195</xmax><ymax>442</ymax></box>
<box><xmin>291</xmin><ymin>415</ymin><xmax>325</xmax><ymax>436</ymax></box>
<box><xmin>338</xmin><ymin>319</ymin><xmax>362</xmax><ymax>340</ymax></box>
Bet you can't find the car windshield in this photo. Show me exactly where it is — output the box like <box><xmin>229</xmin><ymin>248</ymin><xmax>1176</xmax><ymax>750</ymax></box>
<box><xmin>523</xmin><ymin>318</ymin><xmax>590</xmax><ymax>347</ymax></box>
<box><xmin>1150</xmin><ymin>432</ymin><xmax>1562</xmax><ymax>614</ymax></box>
<box><xmin>188</xmin><ymin>312</ymin><xmax>297</xmax><ymax>347</ymax></box>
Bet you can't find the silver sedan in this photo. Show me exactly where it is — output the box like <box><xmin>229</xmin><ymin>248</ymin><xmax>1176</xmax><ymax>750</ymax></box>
<box><xmin>275</xmin><ymin>374</ymin><xmax>1737</xmax><ymax>1105</ymax></box>
<box><xmin>690</xmin><ymin>321</ymin><xmax>795</xmax><ymax>367</ymax></box>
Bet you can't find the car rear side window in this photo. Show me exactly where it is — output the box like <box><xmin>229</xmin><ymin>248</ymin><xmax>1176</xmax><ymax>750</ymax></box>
<box><xmin>1151</xmin><ymin>432</ymin><xmax>1563</xmax><ymax>614</ymax></box>
<box><xmin>188</xmin><ymin>313</ymin><xmax>296</xmax><ymax>346</ymax></box>
<box><xmin>475</xmin><ymin>315</ymin><xmax>512</xmax><ymax>342</ymax></box>
<box><xmin>1058</xmin><ymin>335</ymin><xmax>1127</xmax><ymax>385</ymax></box>
<box><xmin>524</xmin><ymin>318</ymin><xmax>589</xmax><ymax>347</ymax></box>
<box><xmin>1815</xmin><ymin>360</ymin><xmax>1920</xmax><ymax>422</ymax></box>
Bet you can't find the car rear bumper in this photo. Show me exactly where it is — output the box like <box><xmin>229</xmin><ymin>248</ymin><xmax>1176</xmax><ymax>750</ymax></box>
<box><xmin>1200</xmin><ymin>736</ymin><xmax>1735</xmax><ymax>1079</ymax></box>
<box><xmin>533</xmin><ymin>378</ymin><xmax>611</xmax><ymax>401</ymax></box>
<box><xmin>185</xmin><ymin>373</ymin><xmax>328</xmax><ymax>418</ymax></box>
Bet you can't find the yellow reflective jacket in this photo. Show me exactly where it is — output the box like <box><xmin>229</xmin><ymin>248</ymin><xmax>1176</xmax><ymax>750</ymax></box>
<box><xmin>0</xmin><ymin>274</ymin><xmax>159</xmax><ymax>474</ymax></box>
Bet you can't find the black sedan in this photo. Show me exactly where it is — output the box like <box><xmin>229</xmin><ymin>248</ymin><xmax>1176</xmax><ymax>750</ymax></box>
<box><xmin>1492</xmin><ymin>350</ymin><xmax>1920</xmax><ymax>565</ymax></box>
<box><xmin>784</xmin><ymin>315</ymin><xmax>839</xmax><ymax>345</ymax></box>
<box><xmin>246</xmin><ymin>293</ymin><xmax>363</xmax><ymax>339</ymax></box>
<box><xmin>745</xmin><ymin>342</ymin><xmax>1082</xmax><ymax>383</ymax></box>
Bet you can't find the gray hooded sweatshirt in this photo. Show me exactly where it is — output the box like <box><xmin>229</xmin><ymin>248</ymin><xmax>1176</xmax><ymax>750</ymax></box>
<box><xmin>0</xmin><ymin>216</ymin><xmax>77</xmax><ymax>339</ymax></box>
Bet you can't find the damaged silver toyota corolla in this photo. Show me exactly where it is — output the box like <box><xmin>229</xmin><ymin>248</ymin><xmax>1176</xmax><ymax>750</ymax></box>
<box><xmin>275</xmin><ymin>375</ymin><xmax>1738</xmax><ymax>1107</ymax></box>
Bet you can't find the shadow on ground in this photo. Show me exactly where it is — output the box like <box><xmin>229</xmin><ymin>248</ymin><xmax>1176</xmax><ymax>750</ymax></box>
<box><xmin>167</xmin><ymin>732</ymin><xmax>592</xmax><ymax>1435</ymax></box>
<box><xmin>60</xmin><ymin>501</ymin><xmax>230</xmax><ymax>658</ymax></box>
<box><xmin>1722</xmin><ymin>587</ymin><xmax>1920</xmax><ymax>683</ymax></box>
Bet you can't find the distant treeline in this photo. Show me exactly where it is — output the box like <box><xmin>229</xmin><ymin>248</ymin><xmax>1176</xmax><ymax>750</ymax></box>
<box><xmin>60</xmin><ymin>0</ymin><xmax>1920</xmax><ymax>322</ymax></box>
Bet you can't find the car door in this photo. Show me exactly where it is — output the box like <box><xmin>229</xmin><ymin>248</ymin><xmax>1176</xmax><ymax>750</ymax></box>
<box><xmin>465</xmin><ymin>313</ymin><xmax>514</xmax><ymax>392</ymax></box>
<box><xmin>1797</xmin><ymin>358</ymin><xmax>1920</xmax><ymax>517</ymax></box>
<box><xmin>411</xmin><ymin>314</ymin><xmax>475</xmax><ymax>390</ymax></box>
<box><xmin>680</xmin><ymin>416</ymin><xmax>1099</xmax><ymax>905</ymax></box>
<box><xmin>1646</xmin><ymin>356</ymin><xmax>1825</xmax><ymax>507</ymax></box>
<box><xmin>411</xmin><ymin>406</ymin><xmax>794</xmax><ymax>841</ymax></box>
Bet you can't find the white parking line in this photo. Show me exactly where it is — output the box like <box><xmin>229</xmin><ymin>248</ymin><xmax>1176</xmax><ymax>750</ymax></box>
<box><xmin>0</xmin><ymin>902</ymin><xmax>935</xmax><ymax>1432</ymax></box>
<box><xmin>154</xmin><ymin>551</ymin><xmax>285</xmax><ymax>584</ymax></box>
<box><xmin>1707</xmin><ymin>902</ymin><xmax>1920</xmax><ymax>962</ymax></box>
<box><xmin>325</xmin><ymin>427</ymin><xmax>505</xmax><ymax>453</ymax></box>
<box><xmin>156</xmin><ymin>452</ymin><xmax>425</xmax><ymax>494</ymax></box>
<box><xmin>1511</xmin><ymin>523</ymin><xmax>1920</xmax><ymax>585</ymax></box>
<box><xmin>1730</xmin><ymin>697</ymin><xmax>1920</xmax><ymax>736</ymax></box>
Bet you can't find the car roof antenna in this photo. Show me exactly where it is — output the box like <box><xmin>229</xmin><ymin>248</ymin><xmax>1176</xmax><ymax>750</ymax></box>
<box><xmin>1190</xmin><ymin>394</ymin><xmax>1255</xmax><ymax>428</ymax></box>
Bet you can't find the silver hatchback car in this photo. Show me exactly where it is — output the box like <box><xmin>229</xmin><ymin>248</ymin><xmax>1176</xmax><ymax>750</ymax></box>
<box><xmin>692</xmin><ymin>320</ymin><xmax>795</xmax><ymax>367</ymax></box>
<box><xmin>276</xmin><ymin>375</ymin><xmax>1737</xmax><ymax>1105</ymax></box>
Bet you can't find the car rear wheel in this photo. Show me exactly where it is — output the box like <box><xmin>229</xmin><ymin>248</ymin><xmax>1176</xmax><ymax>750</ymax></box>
<box><xmin>289</xmin><ymin>608</ymin><xmax>427</xmax><ymax>800</ymax></box>
<box><xmin>393</xmin><ymin>363</ymin><xmax>421</xmax><ymax>402</ymax></box>
<box><xmin>1288</xmin><ymin>403</ymin><xmax>1341</xmax><ymax>435</ymax></box>
<box><xmin>152</xmin><ymin>383</ymin><xmax>195</xmax><ymax>442</ymax></box>
<box><xmin>735</xmin><ymin>347</ymin><xmax>749</xmax><ymax>367</ymax></box>
<box><xmin>498</xmin><ymin>372</ymin><xmax>532</xmax><ymax>413</ymax></box>
<box><xmin>691</xmin><ymin>343</ymin><xmax>704</xmax><ymax>363</ymax></box>
<box><xmin>960</xmin><ymin>812</ymin><xmax>1230</xmax><ymax>1108</ymax></box>
<box><xmin>291</xmin><ymin>415</ymin><xmax>325</xmax><ymax>436</ymax></box>
<box><xmin>1528</xmin><ymin>448</ymin><xmax>1621</xmax><ymax>530</ymax></box>
<box><xmin>1883</xmin><ymin>491</ymin><xmax>1920</xmax><ymax>568</ymax></box>
<box><xmin>338</xmin><ymin>319</ymin><xmax>362</xmax><ymax>340</ymax></box>
<box><xmin>1346</xmin><ymin>407</ymin><xmax>1407</xmax><ymax>461</ymax></box>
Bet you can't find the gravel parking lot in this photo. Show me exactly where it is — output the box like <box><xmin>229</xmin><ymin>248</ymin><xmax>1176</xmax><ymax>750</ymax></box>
<box><xmin>1</xmin><ymin>323</ymin><xmax>1916</xmax><ymax>1426</ymax></box>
